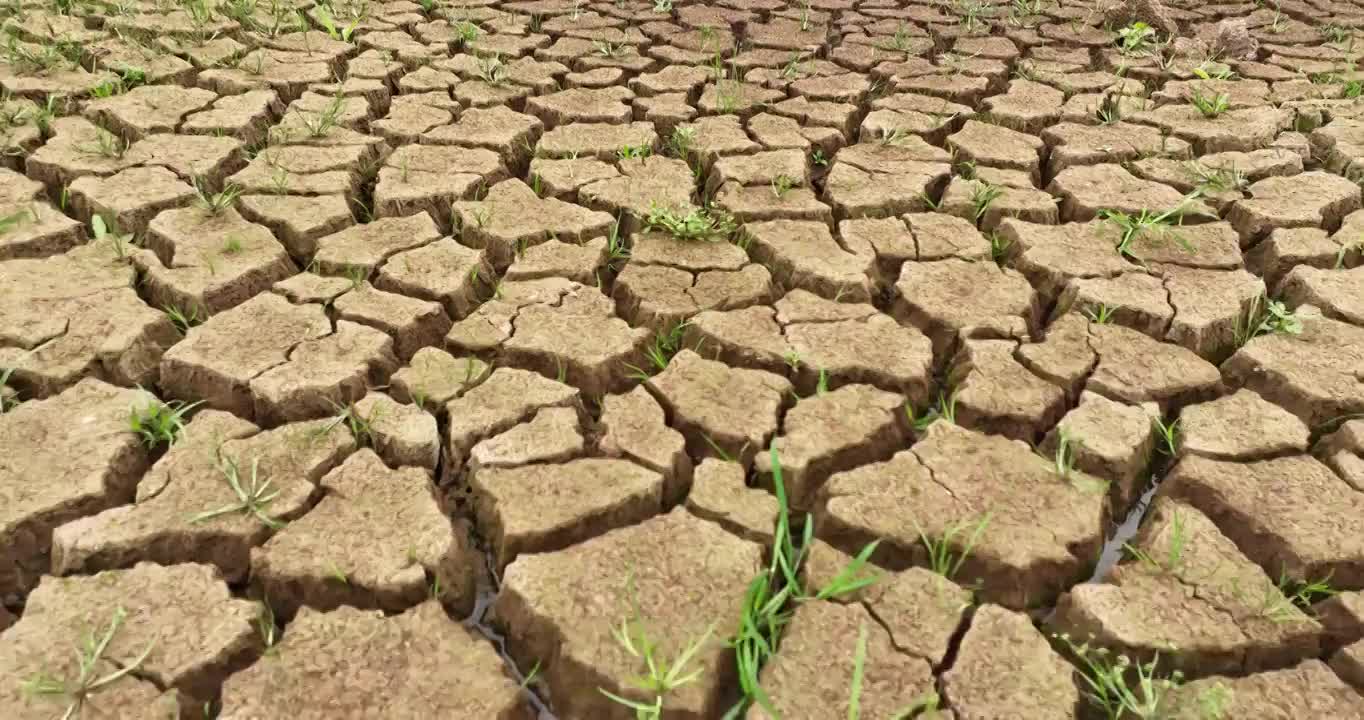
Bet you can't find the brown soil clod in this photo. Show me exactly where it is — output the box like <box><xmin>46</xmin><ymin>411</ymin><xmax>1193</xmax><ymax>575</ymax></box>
<box><xmin>944</xmin><ymin>604</ymin><xmax>1083</xmax><ymax>719</ymax></box>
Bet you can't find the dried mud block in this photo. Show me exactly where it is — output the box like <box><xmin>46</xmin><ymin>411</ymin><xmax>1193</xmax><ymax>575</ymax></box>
<box><xmin>705</xmin><ymin>148</ymin><xmax>808</xmax><ymax>197</ymax></box>
<box><xmin>371</xmin><ymin>99</ymin><xmax>452</xmax><ymax>145</ymax></box>
<box><xmin>250</xmin><ymin>450</ymin><xmax>474</xmax><ymax>618</ymax></box>
<box><xmin>1041</xmin><ymin>392</ymin><xmax>1156</xmax><ymax>516</ymax></box>
<box><xmin>468</xmin><ymin>407</ymin><xmax>586</xmax><ymax>472</ymax></box>
<box><xmin>1246</xmin><ymin>227</ymin><xmax>1350</xmax><ymax>289</ymax></box>
<box><xmin>939</xmin><ymin>177</ymin><xmax>1061</xmax><ymax>231</ymax></box>
<box><xmin>128</xmin><ymin>133</ymin><xmax>247</xmax><ymax>186</ymax></box>
<box><xmin>389</xmin><ymin>347</ymin><xmax>489</xmax><ymax>413</ymax></box>
<box><xmin>1042</xmin><ymin>121</ymin><xmax>1192</xmax><ymax>174</ymax></box>
<box><xmin>0</xmin><ymin>563</ymin><xmax>258</xmax><ymax>716</ymax></box>
<box><xmin>1049</xmin><ymin>163</ymin><xmax>1219</xmax><ymax>224</ymax></box>
<box><xmin>525</xmin><ymin>86</ymin><xmax>633</xmax><ymax>128</ymax></box>
<box><xmin>782</xmin><ymin>300</ymin><xmax>935</xmax><ymax>402</ymax></box>
<box><xmin>817</xmin><ymin>422</ymin><xmax>1106</xmax><ymax>609</ymax></box>
<box><xmin>250</xmin><ymin>320</ymin><xmax>399</xmax><ymax>424</ymax></box>
<box><xmin>1317</xmin><ymin>420</ymin><xmax>1364</xmax><ymax>492</ymax></box>
<box><xmin>504</xmin><ymin>236</ymin><xmax>608</xmax><ymax>284</ymax></box>
<box><xmin>446</xmin><ymin>277</ymin><xmax>590</xmax><ymax>352</ymax></box>
<box><xmin>24</xmin><ymin>117</ymin><xmax>140</xmax><ymax>187</ymax></box>
<box><xmin>1333</xmin><ymin>638</ymin><xmax>1364</xmax><ymax>693</ymax></box>
<box><xmin>1085</xmin><ymin>323</ymin><xmax>1223</xmax><ymax>410</ymax></box>
<box><xmin>943</xmin><ymin>605</ymin><xmax>1081</xmax><ymax>719</ymax></box>
<box><xmin>1180</xmin><ymin>389</ymin><xmax>1309</xmax><ymax>461</ymax></box>
<box><xmin>904</xmin><ymin>213</ymin><xmax>992</xmax><ymax>262</ymax></box>
<box><xmin>0</xmin><ymin>380</ymin><xmax>150</xmax><ymax>601</ymax></box>
<box><xmin>375</xmin><ymin>237</ymin><xmax>489</xmax><ymax>320</ymax></box>
<box><xmin>1054</xmin><ymin>272</ymin><xmax>1172</xmax><ymax>340</ymax></box>
<box><xmin>1315</xmin><ymin>591</ymin><xmax>1364</xmax><ymax>652</ymax></box>
<box><xmin>158</xmin><ymin>292</ymin><xmax>328</xmax><ymax>416</ymax></box>
<box><xmin>1228</xmin><ymin>171</ymin><xmax>1362</xmax><ymax>243</ymax></box>
<box><xmin>1130</xmin><ymin>105</ymin><xmax>1291</xmax><ymax>154</ymax></box>
<box><xmin>51</xmin><ymin>415</ymin><xmax>354</xmax><ymax>582</ymax></box>
<box><xmin>0</xmin><ymin>244</ymin><xmax>177</xmax><ymax>396</ymax></box>
<box><xmin>500</xmin><ymin>287</ymin><xmax>652</xmax><ymax>398</ymax></box>
<box><xmin>312</xmin><ymin>212</ymin><xmax>444</xmax><ymax>275</ymax></box>
<box><xmin>454</xmin><ymin>178</ymin><xmax>614</xmax><ymax>270</ymax></box>
<box><xmin>491</xmin><ymin>508</ymin><xmax>762</xmax><ymax>719</ymax></box>
<box><xmin>83</xmin><ymin>84</ymin><xmax>219</xmax><ymax>140</ymax></box>
<box><xmin>374</xmin><ymin>145</ymin><xmax>508</xmax><ymax>230</ymax></box>
<box><xmin>272</xmin><ymin>272</ymin><xmax>351</xmax><ymax>304</ymax></box>
<box><xmin>948</xmin><ymin>339</ymin><xmax>1068</xmax><ymax>442</ymax></box>
<box><xmin>581</xmin><ymin>156</ymin><xmax>696</xmax><ymax>232</ymax></box>
<box><xmin>754</xmin><ymin>383</ymin><xmax>908</xmax><ymax>510</ymax></box>
<box><xmin>613</xmin><ymin>243</ymin><xmax>774</xmax><ymax>330</ymax></box>
<box><xmin>443</xmin><ymin>367</ymin><xmax>580</xmax><ymax>483</ymax></box>
<box><xmin>685</xmin><ymin>459</ymin><xmax>777</xmax><ymax>544</ymax></box>
<box><xmin>1222</xmin><ymin>306</ymin><xmax>1364</xmax><ymax>427</ymax></box>
<box><xmin>998</xmin><ymin>219</ymin><xmax>1140</xmax><ymax>303</ymax></box>
<box><xmin>236</xmin><ymin>193</ymin><xmax>355</xmax><ymax>258</ymax></box>
<box><xmin>741</xmin><ymin>219</ymin><xmax>879</xmax><ymax>302</ymax></box>
<box><xmin>1162</xmin><ymin>267</ymin><xmax>1265</xmax><ymax>362</ymax></box>
<box><xmin>821</xmin><ymin>142</ymin><xmax>951</xmax><ymax>220</ymax></box>
<box><xmin>528</xmin><ymin>156</ymin><xmax>621</xmax><ymax>201</ymax></box>
<box><xmin>600</xmin><ymin>385</ymin><xmax>692</xmax><ymax>505</ymax></box>
<box><xmin>1163</xmin><ymin>660</ymin><xmax>1363</xmax><ymax>719</ymax></box>
<box><xmin>424</xmin><ymin>105</ymin><xmax>543</xmax><ymax>173</ymax></box>
<box><xmin>334</xmin><ymin>283</ymin><xmax>452</xmax><ymax>361</ymax></box>
<box><xmin>894</xmin><ymin>258</ymin><xmax>1037</xmax><ymax>355</ymax></box>
<box><xmin>136</xmin><ymin>206</ymin><xmax>298</xmax><ymax>317</ymax></box>
<box><xmin>947</xmin><ymin>119</ymin><xmax>1045</xmax><ymax>183</ymax></box>
<box><xmin>218</xmin><ymin>602</ymin><xmax>532</xmax><ymax>719</ymax></box>
<box><xmin>982</xmin><ymin>79</ymin><xmax>1065</xmax><ymax>134</ymax></box>
<box><xmin>226</xmin><ymin>142</ymin><xmax>367</xmax><ymax>197</ymax></box>
<box><xmin>538</xmin><ymin>121</ymin><xmax>658</xmax><ymax>161</ymax></box>
<box><xmin>1280</xmin><ymin>265</ymin><xmax>1364</xmax><ymax>326</ymax></box>
<box><xmin>647</xmin><ymin>349</ymin><xmax>792</xmax><ymax>469</ymax></box>
<box><xmin>1053</xmin><ymin>498</ymin><xmax>1323</xmax><ymax>676</ymax></box>
<box><xmin>182</xmin><ymin>89</ymin><xmax>283</xmax><ymax>145</ymax></box>
<box><xmin>1163</xmin><ymin>454</ymin><xmax>1364</xmax><ymax>590</ymax></box>
<box><xmin>749</xmin><ymin>601</ymin><xmax>938</xmax><ymax>720</ymax></box>
<box><xmin>352</xmin><ymin>392</ymin><xmax>439</xmax><ymax>470</ymax></box>
<box><xmin>0</xmin><ymin>168</ymin><xmax>83</xmax><ymax>260</ymax></box>
<box><xmin>472</xmin><ymin>457</ymin><xmax>663</xmax><ymax>572</ymax></box>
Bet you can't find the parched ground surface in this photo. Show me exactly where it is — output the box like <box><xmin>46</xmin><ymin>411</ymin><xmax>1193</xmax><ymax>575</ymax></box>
<box><xmin>3</xmin><ymin>0</ymin><xmax>1364</xmax><ymax>717</ymax></box>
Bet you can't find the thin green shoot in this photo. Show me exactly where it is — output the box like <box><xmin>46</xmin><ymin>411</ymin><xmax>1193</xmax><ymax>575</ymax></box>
<box><xmin>128</xmin><ymin>394</ymin><xmax>202</xmax><ymax>449</ymax></box>
<box><xmin>915</xmin><ymin>512</ymin><xmax>991</xmax><ymax>580</ymax></box>
<box><xmin>164</xmin><ymin>304</ymin><xmax>203</xmax><ymax>335</ymax></box>
<box><xmin>20</xmin><ymin>606</ymin><xmax>156</xmax><ymax>720</ymax></box>
<box><xmin>188</xmin><ymin>456</ymin><xmax>286</xmax><ymax>529</ymax></box>
<box><xmin>1152</xmin><ymin>416</ymin><xmax>1180</xmax><ymax>457</ymax></box>
<box><xmin>643</xmin><ymin>204</ymin><xmax>736</xmax><ymax>242</ymax></box>
<box><xmin>1233</xmin><ymin>293</ymin><xmax>1302</xmax><ymax>347</ymax></box>
<box><xmin>1188</xmin><ymin>90</ymin><xmax>1231</xmax><ymax>119</ymax></box>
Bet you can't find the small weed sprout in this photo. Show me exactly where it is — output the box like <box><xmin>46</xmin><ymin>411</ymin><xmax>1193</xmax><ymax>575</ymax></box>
<box><xmin>877</xmin><ymin>127</ymin><xmax>910</xmax><ymax>146</ymax></box>
<box><xmin>987</xmin><ymin>231</ymin><xmax>1011</xmax><ymax>263</ymax></box>
<box><xmin>969</xmin><ymin>180</ymin><xmax>1003</xmax><ymax>222</ymax></box>
<box><xmin>915</xmin><ymin>512</ymin><xmax>991</xmax><ymax>580</ymax></box>
<box><xmin>593</xmin><ymin>40</ymin><xmax>625</xmax><ymax>58</ymax></box>
<box><xmin>0</xmin><ymin>207</ymin><xmax>30</xmax><ymax>236</ymax></box>
<box><xmin>1096</xmin><ymin>92</ymin><xmax>1123</xmax><ymax>125</ymax></box>
<box><xmin>1125</xmin><ymin>510</ymin><xmax>1188</xmax><ymax>574</ymax></box>
<box><xmin>188</xmin><ymin>456</ymin><xmax>286</xmax><ymax>529</ymax></box>
<box><xmin>453</xmin><ymin>20</ymin><xmax>479</xmax><ymax>44</ymax></box>
<box><xmin>256</xmin><ymin>600</ymin><xmax>279</xmax><ymax>655</ymax></box>
<box><xmin>1233</xmin><ymin>293</ymin><xmax>1302</xmax><ymax>346</ymax></box>
<box><xmin>21</xmin><ymin>606</ymin><xmax>156</xmax><ymax>720</ymax></box>
<box><xmin>1083</xmin><ymin>303</ymin><xmax>1118</xmax><ymax>324</ymax></box>
<box><xmin>599</xmin><ymin>597</ymin><xmax>715</xmax><ymax>719</ymax></box>
<box><xmin>1098</xmin><ymin>194</ymin><xmax>1198</xmax><ymax>260</ymax></box>
<box><xmin>164</xmin><ymin>304</ymin><xmax>204</xmax><ymax>335</ymax></box>
<box><xmin>1152</xmin><ymin>416</ymin><xmax>1180</xmax><ymax>457</ymax></box>
<box><xmin>1117</xmin><ymin>21</ymin><xmax>1156</xmax><ymax>55</ymax></box>
<box><xmin>298</xmin><ymin>92</ymin><xmax>346</xmax><ymax>138</ymax></box>
<box><xmin>1055</xmin><ymin>635</ymin><xmax>1195</xmax><ymax>720</ymax></box>
<box><xmin>81</xmin><ymin>127</ymin><xmax>126</xmax><ymax>159</ymax></box>
<box><xmin>0</xmin><ymin>365</ymin><xmax>17</xmax><ymax>414</ymax></box>
<box><xmin>643</xmin><ymin>204</ymin><xmax>736</xmax><ymax>242</ymax></box>
<box><xmin>770</xmin><ymin>173</ymin><xmax>797</xmax><ymax>198</ymax></box>
<box><xmin>617</xmin><ymin>143</ymin><xmax>652</xmax><ymax>161</ymax></box>
<box><xmin>129</xmin><ymin>394</ymin><xmax>202</xmax><ymax>449</ymax></box>
<box><xmin>652</xmin><ymin>0</ymin><xmax>673</xmax><ymax>11</ymax></box>
<box><xmin>1053</xmin><ymin>428</ymin><xmax>1079</xmax><ymax>479</ymax></box>
<box><xmin>1188</xmin><ymin>90</ymin><xmax>1231</xmax><ymax>119</ymax></box>
<box><xmin>1184</xmin><ymin>162</ymin><xmax>1247</xmax><ymax>194</ymax></box>
<box><xmin>194</xmin><ymin>178</ymin><xmax>244</xmax><ymax>215</ymax></box>
<box><xmin>811</xmin><ymin>148</ymin><xmax>829</xmax><ymax>166</ymax></box>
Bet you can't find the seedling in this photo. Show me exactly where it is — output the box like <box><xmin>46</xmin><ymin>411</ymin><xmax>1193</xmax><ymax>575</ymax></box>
<box><xmin>877</xmin><ymin>127</ymin><xmax>910</xmax><ymax>146</ymax></box>
<box><xmin>593</xmin><ymin>40</ymin><xmax>625</xmax><ymax>58</ymax></box>
<box><xmin>1188</xmin><ymin>90</ymin><xmax>1231</xmax><ymax>119</ymax></box>
<box><xmin>453</xmin><ymin>20</ymin><xmax>479</xmax><ymax>43</ymax></box>
<box><xmin>969</xmin><ymin>180</ymin><xmax>1003</xmax><ymax>222</ymax></box>
<box><xmin>1098</xmin><ymin>195</ymin><xmax>1197</xmax><ymax>260</ymax></box>
<box><xmin>92</xmin><ymin>215</ymin><xmax>136</xmax><ymax>260</ymax></box>
<box><xmin>1184</xmin><ymin>162</ymin><xmax>1246</xmax><ymax>194</ymax></box>
<box><xmin>652</xmin><ymin>0</ymin><xmax>672</xmax><ymax>11</ymax></box>
<box><xmin>1096</xmin><ymin>92</ymin><xmax>1123</xmax><ymax>125</ymax></box>
<box><xmin>599</xmin><ymin>576</ymin><xmax>715</xmax><ymax>720</ymax></box>
<box><xmin>617</xmin><ymin>143</ymin><xmax>652</xmax><ymax>161</ymax></box>
<box><xmin>1125</xmin><ymin>510</ymin><xmax>1188</xmax><ymax>574</ymax></box>
<box><xmin>0</xmin><ymin>208</ymin><xmax>32</xmax><ymax>235</ymax></box>
<box><xmin>847</xmin><ymin>621</ymin><xmax>868</xmax><ymax>720</ymax></box>
<box><xmin>189</xmin><ymin>456</ymin><xmax>286</xmax><ymax>529</ymax></box>
<box><xmin>1321</xmin><ymin>24</ymin><xmax>1351</xmax><ymax>45</ymax></box>
<box><xmin>255</xmin><ymin>600</ymin><xmax>279</xmax><ymax>655</ymax></box>
<box><xmin>475</xmin><ymin>54</ymin><xmax>508</xmax><ymax>85</ymax></box>
<box><xmin>987</xmin><ymin>231</ymin><xmax>1011</xmax><ymax>263</ymax></box>
<box><xmin>770</xmin><ymin>173</ymin><xmax>797</xmax><ymax>199</ymax></box>
<box><xmin>80</xmin><ymin>127</ymin><xmax>126</xmax><ymax>159</ymax></box>
<box><xmin>1055</xmin><ymin>635</ymin><xmax>1197</xmax><ymax>720</ymax></box>
<box><xmin>811</xmin><ymin>148</ymin><xmax>829</xmax><ymax>166</ymax></box>
<box><xmin>1117</xmin><ymin>21</ymin><xmax>1156</xmax><ymax>55</ymax></box>
<box><xmin>665</xmin><ymin>125</ymin><xmax>695</xmax><ymax>159</ymax></box>
<box><xmin>1053</xmin><ymin>428</ymin><xmax>1079</xmax><ymax>479</ymax></box>
<box><xmin>298</xmin><ymin>92</ymin><xmax>346</xmax><ymax>137</ymax></box>
<box><xmin>1152</xmin><ymin>416</ymin><xmax>1180</xmax><ymax>457</ymax></box>
<box><xmin>164</xmin><ymin>304</ymin><xmax>203</xmax><ymax>335</ymax></box>
<box><xmin>315</xmin><ymin>401</ymin><xmax>378</xmax><ymax>447</ymax></box>
<box><xmin>1083</xmin><ymin>303</ymin><xmax>1117</xmax><ymax>324</ymax></box>
<box><xmin>1233</xmin><ymin>293</ymin><xmax>1302</xmax><ymax>347</ymax></box>
<box><xmin>316</xmin><ymin>5</ymin><xmax>360</xmax><ymax>41</ymax></box>
<box><xmin>194</xmin><ymin>178</ymin><xmax>243</xmax><ymax>214</ymax></box>
<box><xmin>906</xmin><ymin>390</ymin><xmax>957</xmax><ymax>431</ymax></box>
<box><xmin>1192</xmin><ymin>65</ymin><xmax>1235</xmax><ymax>81</ymax></box>
<box><xmin>625</xmin><ymin>322</ymin><xmax>688</xmax><ymax>380</ymax></box>
<box><xmin>643</xmin><ymin>204</ymin><xmax>736</xmax><ymax>242</ymax></box>
<box><xmin>21</xmin><ymin>606</ymin><xmax>156</xmax><ymax>720</ymax></box>
<box><xmin>915</xmin><ymin>512</ymin><xmax>991</xmax><ymax>580</ymax></box>
<box><xmin>128</xmin><ymin>394</ymin><xmax>202</xmax><ymax>449</ymax></box>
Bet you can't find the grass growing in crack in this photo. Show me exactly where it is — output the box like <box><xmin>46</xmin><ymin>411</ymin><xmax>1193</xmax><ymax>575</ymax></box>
<box><xmin>1184</xmin><ymin>162</ymin><xmax>1246</xmax><ymax>195</ymax></box>
<box><xmin>315</xmin><ymin>401</ymin><xmax>379</xmax><ymax>446</ymax></box>
<box><xmin>188</xmin><ymin>456</ymin><xmax>286</xmax><ymax>529</ymax></box>
<box><xmin>1098</xmin><ymin>195</ymin><xmax>1198</xmax><ymax>260</ymax></box>
<box><xmin>643</xmin><ymin>204</ymin><xmax>736</xmax><ymax>242</ymax></box>
<box><xmin>128</xmin><ymin>395</ymin><xmax>202</xmax><ymax>449</ymax></box>
<box><xmin>1084</xmin><ymin>303</ymin><xmax>1118</xmax><ymax>324</ymax></box>
<box><xmin>255</xmin><ymin>599</ymin><xmax>280</xmax><ymax>655</ymax></box>
<box><xmin>194</xmin><ymin>178</ymin><xmax>243</xmax><ymax>215</ymax></box>
<box><xmin>915</xmin><ymin>512</ymin><xmax>991</xmax><ymax>580</ymax></box>
<box><xmin>624</xmin><ymin>321</ymin><xmax>688</xmax><ymax>380</ymax></box>
<box><xmin>986</xmin><ymin>231</ymin><xmax>1011</xmax><ymax>263</ymax></box>
<box><xmin>1054</xmin><ymin>635</ymin><xmax>1221</xmax><ymax>720</ymax></box>
<box><xmin>601</xmin><ymin>575</ymin><xmax>716</xmax><ymax>719</ymax></box>
<box><xmin>298</xmin><ymin>92</ymin><xmax>346</xmax><ymax>137</ymax></box>
<box><xmin>724</xmin><ymin>448</ymin><xmax>884</xmax><ymax>717</ymax></box>
<box><xmin>969</xmin><ymin>180</ymin><xmax>1003</xmax><ymax>222</ymax></box>
<box><xmin>617</xmin><ymin>143</ymin><xmax>652</xmax><ymax>161</ymax></box>
<box><xmin>164</xmin><ymin>304</ymin><xmax>203</xmax><ymax>335</ymax></box>
<box><xmin>21</xmin><ymin>606</ymin><xmax>156</xmax><ymax>720</ymax></box>
<box><xmin>905</xmin><ymin>390</ymin><xmax>957</xmax><ymax>432</ymax></box>
<box><xmin>1152</xmin><ymin>417</ymin><xmax>1180</xmax><ymax>457</ymax></box>
<box><xmin>770</xmin><ymin>173</ymin><xmax>797</xmax><ymax>199</ymax></box>
<box><xmin>1117</xmin><ymin>21</ymin><xmax>1156</xmax><ymax>55</ymax></box>
<box><xmin>1245</xmin><ymin>569</ymin><xmax>1337</xmax><ymax>623</ymax></box>
<box><xmin>1125</xmin><ymin>510</ymin><xmax>1188</xmax><ymax>575</ymax></box>
<box><xmin>1188</xmin><ymin>90</ymin><xmax>1231</xmax><ymax>119</ymax></box>
<box><xmin>1232</xmin><ymin>293</ymin><xmax>1302</xmax><ymax>347</ymax></box>
<box><xmin>1053</xmin><ymin>428</ymin><xmax>1080</xmax><ymax>479</ymax></box>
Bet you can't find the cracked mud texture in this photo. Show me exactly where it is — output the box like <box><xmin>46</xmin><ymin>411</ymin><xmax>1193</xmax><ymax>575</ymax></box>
<box><xmin>6</xmin><ymin>0</ymin><xmax>1364</xmax><ymax>716</ymax></box>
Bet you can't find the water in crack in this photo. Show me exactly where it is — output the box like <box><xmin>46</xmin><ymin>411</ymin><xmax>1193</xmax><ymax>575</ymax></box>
<box><xmin>1089</xmin><ymin>480</ymin><xmax>1160</xmax><ymax>582</ymax></box>
<box><xmin>463</xmin><ymin>549</ymin><xmax>559</xmax><ymax>720</ymax></box>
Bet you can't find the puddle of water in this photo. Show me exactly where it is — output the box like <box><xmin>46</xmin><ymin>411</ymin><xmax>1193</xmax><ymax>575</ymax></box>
<box><xmin>1089</xmin><ymin>481</ymin><xmax>1160</xmax><ymax>582</ymax></box>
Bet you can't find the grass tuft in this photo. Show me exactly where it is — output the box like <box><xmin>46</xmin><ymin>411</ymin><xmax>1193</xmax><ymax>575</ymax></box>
<box><xmin>128</xmin><ymin>394</ymin><xmax>202</xmax><ymax>449</ymax></box>
<box><xmin>21</xmin><ymin>606</ymin><xmax>156</xmax><ymax>720</ymax></box>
